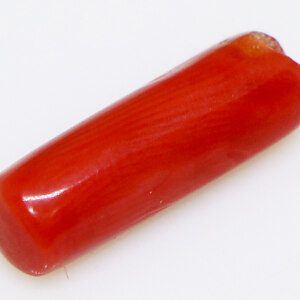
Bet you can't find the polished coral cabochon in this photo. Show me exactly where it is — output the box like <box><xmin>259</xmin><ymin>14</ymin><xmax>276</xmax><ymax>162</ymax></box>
<box><xmin>0</xmin><ymin>32</ymin><xmax>300</xmax><ymax>275</ymax></box>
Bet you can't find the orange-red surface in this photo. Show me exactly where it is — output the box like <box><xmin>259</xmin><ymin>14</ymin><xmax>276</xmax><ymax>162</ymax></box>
<box><xmin>0</xmin><ymin>32</ymin><xmax>300</xmax><ymax>275</ymax></box>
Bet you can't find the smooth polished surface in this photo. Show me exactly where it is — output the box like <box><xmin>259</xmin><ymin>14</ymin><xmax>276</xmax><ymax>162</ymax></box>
<box><xmin>0</xmin><ymin>32</ymin><xmax>300</xmax><ymax>276</ymax></box>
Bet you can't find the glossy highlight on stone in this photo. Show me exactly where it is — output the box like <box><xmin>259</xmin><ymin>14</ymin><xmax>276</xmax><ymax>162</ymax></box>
<box><xmin>0</xmin><ymin>32</ymin><xmax>300</xmax><ymax>276</ymax></box>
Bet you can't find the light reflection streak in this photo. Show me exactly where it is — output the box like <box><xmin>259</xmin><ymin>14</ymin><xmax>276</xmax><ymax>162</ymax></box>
<box><xmin>23</xmin><ymin>187</ymin><xmax>68</xmax><ymax>202</ymax></box>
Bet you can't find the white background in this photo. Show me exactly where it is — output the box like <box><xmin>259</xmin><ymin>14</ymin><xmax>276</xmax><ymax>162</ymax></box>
<box><xmin>0</xmin><ymin>1</ymin><xmax>300</xmax><ymax>299</ymax></box>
